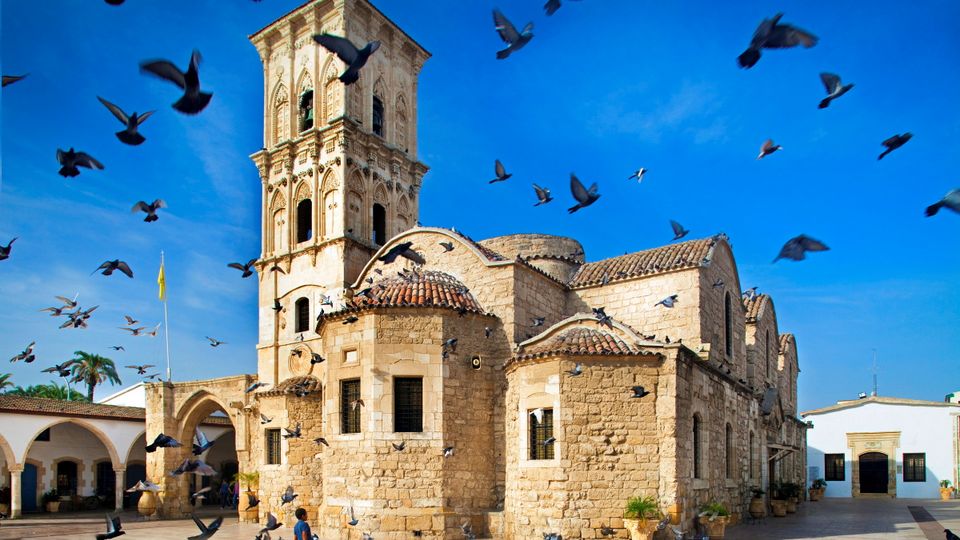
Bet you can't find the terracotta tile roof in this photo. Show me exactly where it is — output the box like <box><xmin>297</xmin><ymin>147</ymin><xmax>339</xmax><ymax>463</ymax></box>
<box><xmin>569</xmin><ymin>235</ymin><xmax>723</xmax><ymax>288</ymax></box>
<box><xmin>743</xmin><ymin>294</ymin><xmax>770</xmax><ymax>322</ymax></box>
<box><xmin>0</xmin><ymin>395</ymin><xmax>145</xmax><ymax>421</ymax></box>
<box><xmin>516</xmin><ymin>327</ymin><xmax>645</xmax><ymax>360</ymax></box>
<box><xmin>351</xmin><ymin>270</ymin><xmax>486</xmax><ymax>313</ymax></box>
<box><xmin>779</xmin><ymin>333</ymin><xmax>794</xmax><ymax>351</ymax></box>
<box><xmin>260</xmin><ymin>375</ymin><xmax>322</xmax><ymax>397</ymax></box>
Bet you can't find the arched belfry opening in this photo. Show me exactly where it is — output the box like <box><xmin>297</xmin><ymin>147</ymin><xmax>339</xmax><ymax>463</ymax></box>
<box><xmin>372</xmin><ymin>203</ymin><xmax>387</xmax><ymax>246</ymax></box>
<box><xmin>296</xmin><ymin>198</ymin><xmax>312</xmax><ymax>243</ymax></box>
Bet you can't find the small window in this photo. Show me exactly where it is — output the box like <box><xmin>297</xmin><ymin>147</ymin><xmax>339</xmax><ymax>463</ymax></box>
<box><xmin>824</xmin><ymin>453</ymin><xmax>845</xmax><ymax>481</ymax></box>
<box><xmin>903</xmin><ymin>453</ymin><xmax>925</xmax><ymax>482</ymax></box>
<box><xmin>725</xmin><ymin>423</ymin><xmax>734</xmax><ymax>479</ymax></box>
<box><xmin>344</xmin><ymin>350</ymin><xmax>358</xmax><ymax>364</ymax></box>
<box><xmin>749</xmin><ymin>431</ymin><xmax>756</xmax><ymax>479</ymax></box>
<box><xmin>765</xmin><ymin>329</ymin><xmax>771</xmax><ymax>378</ymax></box>
<box><xmin>299</xmin><ymin>89</ymin><xmax>314</xmax><ymax>132</ymax></box>
<box><xmin>35</xmin><ymin>428</ymin><xmax>51</xmax><ymax>442</ymax></box>
<box><xmin>57</xmin><ymin>461</ymin><xmax>78</xmax><ymax>496</ymax></box>
<box><xmin>265</xmin><ymin>429</ymin><xmax>281</xmax><ymax>465</ymax></box>
<box><xmin>296</xmin><ymin>199</ymin><xmax>312</xmax><ymax>243</ymax></box>
<box><xmin>693</xmin><ymin>414</ymin><xmax>702</xmax><ymax>479</ymax></box>
<box><xmin>393</xmin><ymin>377</ymin><xmax>423</xmax><ymax>433</ymax></box>
<box><xmin>724</xmin><ymin>292</ymin><xmax>733</xmax><ymax>357</ymax></box>
<box><xmin>294</xmin><ymin>297</ymin><xmax>309</xmax><ymax>333</ymax></box>
<box><xmin>341</xmin><ymin>379</ymin><xmax>361</xmax><ymax>434</ymax></box>
<box><xmin>372</xmin><ymin>203</ymin><xmax>386</xmax><ymax>246</ymax></box>
<box><xmin>372</xmin><ymin>96</ymin><xmax>384</xmax><ymax>137</ymax></box>
<box><xmin>529</xmin><ymin>408</ymin><xmax>554</xmax><ymax>460</ymax></box>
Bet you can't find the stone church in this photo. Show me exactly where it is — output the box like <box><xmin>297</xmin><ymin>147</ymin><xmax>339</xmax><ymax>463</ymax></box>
<box><xmin>143</xmin><ymin>0</ymin><xmax>807</xmax><ymax>538</ymax></box>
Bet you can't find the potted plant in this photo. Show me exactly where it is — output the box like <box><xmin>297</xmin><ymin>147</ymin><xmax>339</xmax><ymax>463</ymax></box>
<box><xmin>0</xmin><ymin>486</ymin><xmax>10</xmax><ymax>516</ymax></box>
<box><xmin>235</xmin><ymin>471</ymin><xmax>260</xmax><ymax>523</ymax></box>
<box><xmin>623</xmin><ymin>495</ymin><xmax>662</xmax><ymax>540</ymax></box>
<box><xmin>698</xmin><ymin>502</ymin><xmax>730</xmax><ymax>538</ymax></box>
<box><xmin>42</xmin><ymin>489</ymin><xmax>60</xmax><ymax>513</ymax></box>
<box><xmin>748</xmin><ymin>487</ymin><xmax>765</xmax><ymax>519</ymax></box>
<box><xmin>941</xmin><ymin>480</ymin><xmax>955</xmax><ymax>501</ymax></box>
<box><xmin>769</xmin><ymin>482</ymin><xmax>787</xmax><ymax>517</ymax></box>
<box><xmin>783</xmin><ymin>482</ymin><xmax>800</xmax><ymax>513</ymax></box>
<box><xmin>809</xmin><ymin>479</ymin><xmax>826</xmax><ymax>501</ymax></box>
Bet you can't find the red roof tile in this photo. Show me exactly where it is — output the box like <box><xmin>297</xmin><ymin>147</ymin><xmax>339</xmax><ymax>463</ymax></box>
<box><xmin>779</xmin><ymin>333</ymin><xmax>795</xmax><ymax>351</ymax></box>
<box><xmin>569</xmin><ymin>236</ymin><xmax>722</xmax><ymax>288</ymax></box>
<box><xmin>743</xmin><ymin>294</ymin><xmax>770</xmax><ymax>322</ymax></box>
<box><xmin>516</xmin><ymin>327</ymin><xmax>644</xmax><ymax>360</ymax></box>
<box><xmin>0</xmin><ymin>395</ymin><xmax>145</xmax><ymax>421</ymax></box>
<box><xmin>348</xmin><ymin>270</ymin><xmax>486</xmax><ymax>314</ymax></box>
<box><xmin>260</xmin><ymin>375</ymin><xmax>322</xmax><ymax>397</ymax></box>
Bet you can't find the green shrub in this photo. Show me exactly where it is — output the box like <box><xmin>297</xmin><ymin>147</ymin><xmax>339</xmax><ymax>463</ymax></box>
<box><xmin>624</xmin><ymin>496</ymin><xmax>660</xmax><ymax>519</ymax></box>
<box><xmin>811</xmin><ymin>479</ymin><xmax>827</xmax><ymax>489</ymax></box>
<box><xmin>699</xmin><ymin>502</ymin><xmax>729</xmax><ymax>517</ymax></box>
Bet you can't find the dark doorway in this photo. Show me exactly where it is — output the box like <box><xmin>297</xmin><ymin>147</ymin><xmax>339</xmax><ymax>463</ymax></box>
<box><xmin>372</xmin><ymin>203</ymin><xmax>386</xmax><ymax>246</ymax></box>
<box><xmin>22</xmin><ymin>463</ymin><xmax>38</xmax><ymax>512</ymax></box>
<box><xmin>56</xmin><ymin>461</ymin><xmax>78</xmax><ymax>496</ymax></box>
<box><xmin>95</xmin><ymin>462</ymin><xmax>116</xmax><ymax>508</ymax></box>
<box><xmin>859</xmin><ymin>452</ymin><xmax>888</xmax><ymax>493</ymax></box>
<box><xmin>124</xmin><ymin>464</ymin><xmax>146</xmax><ymax>509</ymax></box>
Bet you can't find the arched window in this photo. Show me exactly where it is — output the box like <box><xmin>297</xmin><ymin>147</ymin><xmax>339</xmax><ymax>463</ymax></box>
<box><xmin>693</xmin><ymin>414</ymin><xmax>702</xmax><ymax>479</ymax></box>
<box><xmin>324</xmin><ymin>65</ymin><xmax>340</xmax><ymax>122</ymax></box>
<box><xmin>372</xmin><ymin>95</ymin><xmax>384</xmax><ymax>137</ymax></box>
<box><xmin>294</xmin><ymin>297</ymin><xmax>309</xmax><ymax>333</ymax></box>
<box><xmin>299</xmin><ymin>89</ymin><xmax>314</xmax><ymax>132</ymax></box>
<box><xmin>296</xmin><ymin>199</ymin><xmax>313</xmax><ymax>243</ymax></box>
<box><xmin>749</xmin><ymin>431</ymin><xmax>756</xmax><ymax>479</ymax></box>
<box><xmin>724</xmin><ymin>292</ymin><xmax>733</xmax><ymax>358</ymax></box>
<box><xmin>725</xmin><ymin>423</ymin><xmax>734</xmax><ymax>479</ymax></box>
<box><xmin>372</xmin><ymin>203</ymin><xmax>386</xmax><ymax>246</ymax></box>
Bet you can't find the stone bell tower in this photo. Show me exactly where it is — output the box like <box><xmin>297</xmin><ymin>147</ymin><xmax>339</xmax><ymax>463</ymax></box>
<box><xmin>249</xmin><ymin>0</ymin><xmax>430</xmax><ymax>383</ymax></box>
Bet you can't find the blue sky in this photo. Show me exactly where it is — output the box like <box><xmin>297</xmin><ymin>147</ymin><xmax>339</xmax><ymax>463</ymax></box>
<box><xmin>1</xmin><ymin>0</ymin><xmax>957</xmax><ymax>409</ymax></box>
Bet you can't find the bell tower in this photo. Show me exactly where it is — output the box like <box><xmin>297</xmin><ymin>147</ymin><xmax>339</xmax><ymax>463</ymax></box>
<box><xmin>249</xmin><ymin>0</ymin><xmax>429</xmax><ymax>383</ymax></box>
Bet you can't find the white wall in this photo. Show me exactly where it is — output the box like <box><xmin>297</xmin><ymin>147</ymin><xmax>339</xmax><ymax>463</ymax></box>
<box><xmin>0</xmin><ymin>412</ymin><xmax>144</xmax><ymax>467</ymax></box>
<box><xmin>805</xmin><ymin>401</ymin><xmax>959</xmax><ymax>498</ymax></box>
<box><xmin>97</xmin><ymin>383</ymin><xmax>146</xmax><ymax>408</ymax></box>
<box><xmin>26</xmin><ymin>423</ymin><xmax>110</xmax><ymax>497</ymax></box>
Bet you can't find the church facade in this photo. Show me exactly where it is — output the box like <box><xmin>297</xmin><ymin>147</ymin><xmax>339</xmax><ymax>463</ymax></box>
<box><xmin>143</xmin><ymin>1</ymin><xmax>807</xmax><ymax>538</ymax></box>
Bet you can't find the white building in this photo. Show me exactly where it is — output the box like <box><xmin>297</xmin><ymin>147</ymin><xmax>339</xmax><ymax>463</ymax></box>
<box><xmin>802</xmin><ymin>396</ymin><xmax>960</xmax><ymax>498</ymax></box>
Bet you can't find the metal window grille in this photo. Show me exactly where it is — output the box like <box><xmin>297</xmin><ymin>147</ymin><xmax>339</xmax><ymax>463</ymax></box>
<box><xmin>903</xmin><ymin>453</ymin><xmax>925</xmax><ymax>482</ymax></box>
<box><xmin>341</xmin><ymin>379</ymin><xmax>361</xmax><ymax>434</ymax></box>
<box><xmin>529</xmin><ymin>408</ymin><xmax>554</xmax><ymax>460</ymax></box>
<box><xmin>265</xmin><ymin>429</ymin><xmax>281</xmax><ymax>465</ymax></box>
<box><xmin>824</xmin><ymin>453</ymin><xmax>845</xmax><ymax>481</ymax></box>
<box><xmin>295</xmin><ymin>297</ymin><xmax>310</xmax><ymax>333</ymax></box>
<box><xmin>393</xmin><ymin>377</ymin><xmax>423</xmax><ymax>433</ymax></box>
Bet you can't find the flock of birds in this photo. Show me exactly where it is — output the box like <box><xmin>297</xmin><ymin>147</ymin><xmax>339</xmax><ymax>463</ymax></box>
<box><xmin>2</xmin><ymin>1</ymin><xmax>958</xmax><ymax>540</ymax></box>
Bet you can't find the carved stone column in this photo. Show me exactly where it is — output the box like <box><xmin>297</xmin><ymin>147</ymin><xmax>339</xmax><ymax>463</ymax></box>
<box><xmin>9</xmin><ymin>465</ymin><xmax>22</xmax><ymax>518</ymax></box>
<box><xmin>113</xmin><ymin>468</ymin><xmax>126</xmax><ymax>511</ymax></box>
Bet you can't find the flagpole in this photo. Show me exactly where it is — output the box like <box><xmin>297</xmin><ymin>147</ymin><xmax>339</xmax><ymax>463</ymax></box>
<box><xmin>161</xmin><ymin>251</ymin><xmax>172</xmax><ymax>382</ymax></box>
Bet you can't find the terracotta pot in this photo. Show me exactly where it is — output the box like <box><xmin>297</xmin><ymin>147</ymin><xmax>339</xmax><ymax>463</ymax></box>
<box><xmin>748</xmin><ymin>497</ymin><xmax>765</xmax><ymax>518</ymax></box>
<box><xmin>137</xmin><ymin>490</ymin><xmax>158</xmax><ymax>518</ymax></box>
<box><xmin>623</xmin><ymin>517</ymin><xmax>660</xmax><ymax>540</ymax></box>
<box><xmin>697</xmin><ymin>515</ymin><xmax>729</xmax><ymax>539</ymax></box>
<box><xmin>0</xmin><ymin>503</ymin><xmax>9</xmax><ymax>516</ymax></box>
<box><xmin>785</xmin><ymin>498</ymin><xmax>797</xmax><ymax>513</ymax></box>
<box><xmin>770</xmin><ymin>500</ymin><xmax>787</xmax><ymax>517</ymax></box>
<box><xmin>45</xmin><ymin>501</ymin><xmax>60</xmax><ymax>513</ymax></box>
<box><xmin>941</xmin><ymin>488</ymin><xmax>954</xmax><ymax>501</ymax></box>
<box><xmin>237</xmin><ymin>490</ymin><xmax>259</xmax><ymax>523</ymax></box>
<box><xmin>808</xmin><ymin>488</ymin><xmax>821</xmax><ymax>501</ymax></box>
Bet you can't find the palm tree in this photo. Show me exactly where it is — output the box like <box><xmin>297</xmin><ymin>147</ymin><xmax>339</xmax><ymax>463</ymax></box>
<box><xmin>69</xmin><ymin>351</ymin><xmax>122</xmax><ymax>401</ymax></box>
<box><xmin>0</xmin><ymin>373</ymin><xmax>13</xmax><ymax>391</ymax></box>
<box><xmin>6</xmin><ymin>382</ymin><xmax>89</xmax><ymax>401</ymax></box>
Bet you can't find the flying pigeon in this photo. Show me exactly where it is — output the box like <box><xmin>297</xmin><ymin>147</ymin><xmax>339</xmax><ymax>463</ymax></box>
<box><xmin>259</xmin><ymin>512</ymin><xmax>281</xmax><ymax>535</ymax></box>
<box><xmin>310</xmin><ymin>353</ymin><xmax>326</xmax><ymax>364</ymax></box>
<box><xmin>568</xmin><ymin>173</ymin><xmax>600</xmax><ymax>213</ymax></box>
<box><xmin>2</xmin><ymin>74</ymin><xmax>27</xmax><ymax>87</ymax></box>
<box><xmin>42</xmin><ymin>362</ymin><xmax>74</xmax><ymax>377</ymax></box>
<box><xmin>259</xmin><ymin>413</ymin><xmax>272</xmax><ymax>425</ymax></box>
<box><xmin>247</xmin><ymin>493</ymin><xmax>260</xmax><ymax>508</ymax></box>
<box><xmin>531</xmin><ymin>408</ymin><xmax>544</xmax><ymax>423</ymax></box>
<box><xmin>126</xmin><ymin>480</ymin><xmax>161</xmax><ymax>493</ymax></box>
<box><xmin>95</xmin><ymin>514</ymin><xmax>124</xmax><ymax>540</ymax></box>
<box><xmin>712</xmin><ymin>278</ymin><xmax>724</xmax><ymax>288</ymax></box>
<box><xmin>377</xmin><ymin>241</ymin><xmax>424</xmax><ymax>264</ymax></box>
<box><xmin>190</xmin><ymin>486</ymin><xmax>212</xmax><ymax>504</ymax></box>
<box><xmin>484</xmin><ymin>326</ymin><xmax>493</xmax><ymax>338</ymax></box>
<box><xmin>878</xmin><ymin>133</ymin><xmax>912</xmax><ymax>160</ymax></box>
<box><xmin>593</xmin><ymin>307</ymin><xmax>613</xmax><ymax>328</ymax></box>
<box><xmin>542</xmin><ymin>437</ymin><xmax>556</xmax><ymax>446</ymax></box>
<box><xmin>57</xmin><ymin>148</ymin><xmax>104</xmax><ymax>177</ymax></box>
<box><xmin>123</xmin><ymin>315</ymin><xmax>139</xmax><ymax>326</ymax></box>
<box><xmin>818</xmin><ymin>73</ymin><xmax>854</xmax><ymax>109</ymax></box>
<box><xmin>742</xmin><ymin>287</ymin><xmax>759</xmax><ymax>300</ymax></box>
<box><xmin>737</xmin><ymin>13</ymin><xmax>818</xmax><ymax>69</ymax></box>
<box><xmin>631</xmin><ymin>386</ymin><xmax>651</xmax><ymax>398</ymax></box>
<box><xmin>492</xmin><ymin>9</ymin><xmax>533</xmax><ymax>60</ymax></box>
<box><xmin>227</xmin><ymin>258</ymin><xmax>257</xmax><ymax>278</ymax></box>
<box><xmin>56</xmin><ymin>294</ymin><xmax>79</xmax><ymax>309</ymax></box>
<box><xmin>600</xmin><ymin>526</ymin><xmax>615</xmax><ymax>536</ymax></box>
<box><xmin>61</xmin><ymin>306</ymin><xmax>98</xmax><ymax>329</ymax></box>
<box><xmin>125</xmin><ymin>364</ymin><xmax>154</xmax><ymax>375</ymax></box>
<box><xmin>925</xmin><ymin>188</ymin><xmax>960</xmax><ymax>217</ymax></box>
<box><xmin>945</xmin><ymin>529</ymin><xmax>960</xmax><ymax>540</ymax></box>
<box><xmin>773</xmin><ymin>234</ymin><xmax>830</xmax><ymax>262</ymax></box>
<box><xmin>439</xmin><ymin>241</ymin><xmax>454</xmax><ymax>252</ymax></box>
<box><xmin>0</xmin><ymin>238</ymin><xmax>16</xmax><ymax>261</ymax></box>
<box><xmin>670</xmin><ymin>220</ymin><xmax>689</xmax><ymax>240</ymax></box>
<box><xmin>131</xmin><ymin>199</ymin><xmax>166</xmax><ymax>222</ymax></box>
<box><xmin>281</xmin><ymin>486</ymin><xmax>298</xmax><ymax>504</ymax></box>
<box><xmin>489</xmin><ymin>159</ymin><xmax>512</xmax><ymax>183</ymax></box>
<box><xmin>347</xmin><ymin>506</ymin><xmax>359</xmax><ymax>526</ymax></box>
<box><xmin>120</xmin><ymin>327</ymin><xmax>146</xmax><ymax>336</ymax></box>
<box><xmin>566</xmin><ymin>362</ymin><xmax>583</xmax><ymax>376</ymax></box>
<box><xmin>93</xmin><ymin>260</ymin><xmax>133</xmax><ymax>278</ymax></box>
<box><xmin>544</xmin><ymin>0</ymin><xmax>582</xmax><ymax>16</ymax></box>
<box><xmin>246</xmin><ymin>381</ymin><xmax>269</xmax><ymax>393</ymax></box>
<box><xmin>315</xmin><ymin>437</ymin><xmax>329</xmax><ymax>446</ymax></box>
<box><xmin>312</xmin><ymin>34</ymin><xmax>380</xmax><ymax>85</ymax></box>
<box><xmin>655</xmin><ymin>295</ymin><xmax>678</xmax><ymax>308</ymax></box>
<box><xmin>272</xmin><ymin>299</ymin><xmax>283</xmax><ymax>312</ymax></box>
<box><xmin>392</xmin><ymin>441</ymin><xmax>406</xmax><ymax>451</ymax></box>
<box><xmin>757</xmin><ymin>139</ymin><xmax>782</xmax><ymax>159</ymax></box>
<box><xmin>206</xmin><ymin>337</ymin><xmax>226</xmax><ymax>347</ymax></box>
<box><xmin>443</xmin><ymin>338</ymin><xmax>458</xmax><ymax>353</ymax></box>
<box><xmin>627</xmin><ymin>168</ymin><xmax>647</xmax><ymax>183</ymax></box>
<box><xmin>10</xmin><ymin>341</ymin><xmax>36</xmax><ymax>363</ymax></box>
<box><xmin>531</xmin><ymin>317</ymin><xmax>545</xmax><ymax>327</ymax></box>
<box><xmin>144</xmin><ymin>373</ymin><xmax>160</xmax><ymax>380</ymax></box>
<box><xmin>193</xmin><ymin>428</ymin><xmax>215</xmax><ymax>455</ymax></box>
<box><xmin>110</xmin><ymin>346</ymin><xmax>125</xmax><ymax>351</ymax></box>
<box><xmin>97</xmin><ymin>96</ymin><xmax>154</xmax><ymax>145</ymax></box>
<box><xmin>532</xmin><ymin>184</ymin><xmax>553</xmax><ymax>206</ymax></box>
<box><xmin>343</xmin><ymin>316</ymin><xmax>359</xmax><ymax>324</ymax></box>
<box><xmin>140</xmin><ymin>50</ymin><xmax>213</xmax><ymax>115</ymax></box>
<box><xmin>351</xmin><ymin>398</ymin><xmax>365</xmax><ymax>411</ymax></box>
<box><xmin>283</xmin><ymin>423</ymin><xmax>302</xmax><ymax>439</ymax></box>
<box><xmin>443</xmin><ymin>446</ymin><xmax>455</xmax><ymax>458</ymax></box>
<box><xmin>170</xmin><ymin>459</ymin><xmax>216</xmax><ymax>477</ymax></box>
<box><xmin>187</xmin><ymin>514</ymin><xmax>222</xmax><ymax>540</ymax></box>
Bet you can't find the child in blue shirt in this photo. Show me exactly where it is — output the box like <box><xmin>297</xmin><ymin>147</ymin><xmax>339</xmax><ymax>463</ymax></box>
<box><xmin>293</xmin><ymin>507</ymin><xmax>312</xmax><ymax>540</ymax></box>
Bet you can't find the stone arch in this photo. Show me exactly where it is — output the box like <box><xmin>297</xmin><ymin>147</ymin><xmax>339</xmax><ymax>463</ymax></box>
<box><xmin>0</xmin><ymin>432</ymin><xmax>16</xmax><ymax>467</ymax></box>
<box><xmin>296</xmin><ymin>70</ymin><xmax>315</xmax><ymax>132</ymax></box>
<box><xmin>124</xmin><ymin>429</ymin><xmax>147</xmax><ymax>467</ymax></box>
<box><xmin>22</xmin><ymin>419</ymin><xmax>121</xmax><ymax>469</ymax></box>
<box><xmin>346</xmin><ymin>170</ymin><xmax>367</xmax><ymax>241</ymax></box>
<box><xmin>372</xmin><ymin>77</ymin><xmax>387</xmax><ymax>137</ymax></box>
<box><xmin>272</xmin><ymin>83</ymin><xmax>290</xmax><ymax>145</ymax></box>
<box><xmin>176</xmin><ymin>389</ymin><xmax>234</xmax><ymax>428</ymax></box>
<box><xmin>294</xmin><ymin>180</ymin><xmax>312</xmax><ymax>203</ymax></box>
<box><xmin>373</xmin><ymin>182</ymin><xmax>388</xmax><ymax>205</ymax></box>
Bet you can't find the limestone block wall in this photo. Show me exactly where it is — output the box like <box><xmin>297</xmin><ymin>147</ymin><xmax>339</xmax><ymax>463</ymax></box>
<box><xmin>478</xmin><ymin>234</ymin><xmax>584</xmax><ymax>283</ymax></box>
<box><xmin>744</xmin><ymin>304</ymin><xmax>779</xmax><ymax>390</ymax></box>
<box><xmin>695</xmin><ymin>243</ymin><xmax>748</xmax><ymax>381</ymax></box>
<box><xmin>777</xmin><ymin>337</ymin><xmax>799</xmax><ymax>416</ymax></box>
<box><xmin>512</xmin><ymin>265</ymin><xmax>568</xmax><ymax>343</ymax></box>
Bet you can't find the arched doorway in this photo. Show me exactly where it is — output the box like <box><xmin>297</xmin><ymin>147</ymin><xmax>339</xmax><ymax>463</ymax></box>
<box><xmin>859</xmin><ymin>452</ymin><xmax>888</xmax><ymax>494</ymax></box>
<box><xmin>176</xmin><ymin>393</ymin><xmax>239</xmax><ymax>514</ymax></box>
<box><xmin>124</xmin><ymin>433</ymin><xmax>147</xmax><ymax>509</ymax></box>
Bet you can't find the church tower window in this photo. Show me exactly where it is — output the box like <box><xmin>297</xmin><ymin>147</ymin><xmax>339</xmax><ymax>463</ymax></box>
<box><xmin>372</xmin><ymin>95</ymin><xmax>384</xmax><ymax>137</ymax></box>
<box><xmin>341</xmin><ymin>379</ymin><xmax>361</xmax><ymax>434</ymax></box>
<box><xmin>299</xmin><ymin>89</ymin><xmax>314</xmax><ymax>132</ymax></box>
<box><xmin>294</xmin><ymin>297</ymin><xmax>309</xmax><ymax>333</ymax></box>
<box><xmin>296</xmin><ymin>199</ymin><xmax>312</xmax><ymax>243</ymax></box>
<box><xmin>393</xmin><ymin>377</ymin><xmax>423</xmax><ymax>433</ymax></box>
<box><xmin>529</xmin><ymin>408</ymin><xmax>554</xmax><ymax>460</ymax></box>
<box><xmin>372</xmin><ymin>203</ymin><xmax>386</xmax><ymax>246</ymax></box>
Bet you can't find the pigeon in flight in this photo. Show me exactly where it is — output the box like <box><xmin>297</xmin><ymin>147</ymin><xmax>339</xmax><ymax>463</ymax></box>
<box><xmin>283</xmin><ymin>423</ymin><xmax>302</xmax><ymax>439</ymax></box>
<box><xmin>377</xmin><ymin>241</ymin><xmax>424</xmax><ymax>264</ymax></box>
<box><xmin>877</xmin><ymin>133</ymin><xmax>912</xmax><ymax>160</ymax></box>
<box><xmin>312</xmin><ymin>34</ymin><xmax>380</xmax><ymax>85</ymax></box>
<box><xmin>281</xmin><ymin>485</ymin><xmax>298</xmax><ymax>504</ymax></box>
<box><xmin>542</xmin><ymin>437</ymin><xmax>556</xmax><ymax>446</ymax></box>
<box><xmin>126</xmin><ymin>480</ymin><xmax>161</xmax><ymax>493</ymax></box>
<box><xmin>0</xmin><ymin>238</ymin><xmax>16</xmax><ymax>261</ymax></box>
<box><xmin>945</xmin><ymin>529</ymin><xmax>960</xmax><ymax>540</ymax></box>
<box><xmin>246</xmin><ymin>381</ymin><xmax>269</xmax><ymax>393</ymax></box>
<box><xmin>145</xmin><ymin>433</ymin><xmax>181</xmax><ymax>452</ymax></box>
<box><xmin>492</xmin><ymin>9</ymin><xmax>533</xmax><ymax>59</ymax></box>
<box><xmin>206</xmin><ymin>337</ymin><xmax>226</xmax><ymax>347</ymax></box>
<box><xmin>627</xmin><ymin>168</ymin><xmax>647</xmax><ymax>183</ymax></box>
<box><xmin>489</xmin><ymin>159</ymin><xmax>512</xmax><ymax>183</ymax></box>
<box><xmin>140</xmin><ymin>50</ymin><xmax>213</xmax><ymax>115</ymax></box>
<box><xmin>544</xmin><ymin>0</ymin><xmax>581</xmax><ymax>16</ymax></box>
<box><xmin>439</xmin><ymin>241</ymin><xmax>454</xmax><ymax>252</ymax></box>
<box><xmin>712</xmin><ymin>278</ymin><xmax>724</xmax><ymax>288</ymax></box>
<box><xmin>170</xmin><ymin>459</ymin><xmax>216</xmax><ymax>477</ymax></box>
<box><xmin>39</xmin><ymin>305</ymin><xmax>69</xmax><ymax>317</ymax></box>
<box><xmin>310</xmin><ymin>353</ymin><xmax>326</xmax><ymax>365</ymax></box>
<box><xmin>443</xmin><ymin>338</ymin><xmax>458</xmax><ymax>353</ymax></box>
<box><xmin>227</xmin><ymin>258</ymin><xmax>257</xmax><ymax>278</ymax></box>
<box><xmin>351</xmin><ymin>398</ymin><xmax>365</xmax><ymax>411</ymax></box>
<box><xmin>95</xmin><ymin>514</ymin><xmax>124</xmax><ymax>540</ymax></box>
<box><xmin>655</xmin><ymin>294</ymin><xmax>678</xmax><ymax>308</ymax></box>
<box><xmin>532</xmin><ymin>317</ymin><xmax>545</xmax><ymax>327</ymax></box>
<box><xmin>96</xmin><ymin>96</ymin><xmax>154</xmax><ymax>145</ymax></box>
<box><xmin>57</xmin><ymin>148</ymin><xmax>104</xmax><ymax>177</ymax></box>
<box><xmin>773</xmin><ymin>234</ymin><xmax>830</xmax><ymax>263</ymax></box>
<box><xmin>61</xmin><ymin>306</ymin><xmax>98</xmax><ymax>329</ymax></box>
<box><xmin>94</xmin><ymin>260</ymin><xmax>133</xmax><ymax>278</ymax></box>
<box><xmin>531</xmin><ymin>407</ymin><xmax>544</xmax><ymax>423</ymax></box>
<box><xmin>124</xmin><ymin>315</ymin><xmax>139</xmax><ymax>326</ymax></box>
<box><xmin>742</xmin><ymin>287</ymin><xmax>759</xmax><ymax>300</ymax></box>
<box><xmin>631</xmin><ymin>386</ymin><xmax>651</xmax><ymax>398</ymax></box>
<box><xmin>925</xmin><ymin>188</ymin><xmax>960</xmax><ymax>217</ymax></box>
<box><xmin>132</xmin><ymin>199</ymin><xmax>167</xmax><ymax>222</ymax></box>
<box><xmin>42</xmin><ymin>362</ymin><xmax>74</xmax><ymax>378</ymax></box>
<box><xmin>56</xmin><ymin>294</ymin><xmax>79</xmax><ymax>309</ymax></box>
<box><xmin>144</xmin><ymin>373</ymin><xmax>160</xmax><ymax>380</ymax></box>
<box><xmin>392</xmin><ymin>441</ymin><xmax>406</xmax><ymax>451</ymax></box>
<box><xmin>347</xmin><ymin>505</ymin><xmax>359</xmax><ymax>526</ymax></box>
<box><xmin>566</xmin><ymin>362</ymin><xmax>583</xmax><ymax>376</ymax></box>
<box><xmin>532</xmin><ymin>184</ymin><xmax>553</xmax><ymax>206</ymax></box>
<box><xmin>259</xmin><ymin>513</ymin><xmax>281</xmax><ymax>535</ymax></box>
<box><xmin>2</xmin><ymin>74</ymin><xmax>27</xmax><ymax>87</ymax></box>
<box><xmin>125</xmin><ymin>364</ymin><xmax>154</xmax><ymax>375</ymax></box>
<box><xmin>193</xmin><ymin>428</ymin><xmax>215</xmax><ymax>455</ymax></box>
<box><xmin>315</xmin><ymin>437</ymin><xmax>329</xmax><ymax>446</ymax></box>
<box><xmin>737</xmin><ymin>13</ymin><xmax>818</xmax><ymax>69</ymax></box>
<box><xmin>757</xmin><ymin>139</ymin><xmax>782</xmax><ymax>160</ymax></box>
<box><xmin>120</xmin><ymin>327</ymin><xmax>146</xmax><ymax>336</ymax></box>
<box><xmin>818</xmin><ymin>73</ymin><xmax>854</xmax><ymax>109</ymax></box>
<box><xmin>670</xmin><ymin>220</ymin><xmax>689</xmax><ymax>240</ymax></box>
<box><xmin>187</xmin><ymin>514</ymin><xmax>222</xmax><ymax>540</ymax></box>
<box><xmin>190</xmin><ymin>486</ymin><xmax>212</xmax><ymax>505</ymax></box>
<box><xmin>443</xmin><ymin>446</ymin><xmax>455</xmax><ymax>458</ymax></box>
<box><xmin>593</xmin><ymin>307</ymin><xmax>613</xmax><ymax>328</ymax></box>
<box><xmin>10</xmin><ymin>342</ymin><xmax>36</xmax><ymax>363</ymax></box>
<box><xmin>246</xmin><ymin>493</ymin><xmax>260</xmax><ymax>508</ymax></box>
<box><xmin>259</xmin><ymin>413</ymin><xmax>272</xmax><ymax>425</ymax></box>
<box><xmin>567</xmin><ymin>173</ymin><xmax>600</xmax><ymax>213</ymax></box>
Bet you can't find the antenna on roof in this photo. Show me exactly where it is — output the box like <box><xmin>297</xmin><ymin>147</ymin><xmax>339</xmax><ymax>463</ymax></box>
<box><xmin>871</xmin><ymin>349</ymin><xmax>878</xmax><ymax>397</ymax></box>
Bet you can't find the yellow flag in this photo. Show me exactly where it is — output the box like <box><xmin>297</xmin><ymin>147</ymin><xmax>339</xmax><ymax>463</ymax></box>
<box><xmin>157</xmin><ymin>261</ymin><xmax>166</xmax><ymax>301</ymax></box>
